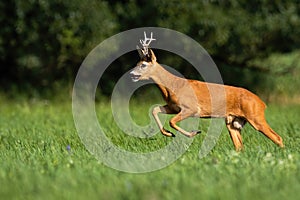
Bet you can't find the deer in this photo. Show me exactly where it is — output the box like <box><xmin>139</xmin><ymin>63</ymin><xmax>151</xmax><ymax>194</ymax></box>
<box><xmin>129</xmin><ymin>32</ymin><xmax>284</xmax><ymax>151</ymax></box>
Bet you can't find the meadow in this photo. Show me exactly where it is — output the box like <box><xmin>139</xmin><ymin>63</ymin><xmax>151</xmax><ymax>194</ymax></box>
<box><xmin>0</xmin><ymin>96</ymin><xmax>300</xmax><ymax>200</ymax></box>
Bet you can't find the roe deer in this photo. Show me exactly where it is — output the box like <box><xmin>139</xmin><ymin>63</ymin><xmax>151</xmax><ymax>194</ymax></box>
<box><xmin>130</xmin><ymin>32</ymin><xmax>284</xmax><ymax>151</ymax></box>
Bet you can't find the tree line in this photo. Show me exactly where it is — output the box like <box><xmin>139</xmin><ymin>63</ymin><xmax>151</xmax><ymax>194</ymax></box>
<box><xmin>1</xmin><ymin>0</ymin><xmax>299</xmax><ymax>97</ymax></box>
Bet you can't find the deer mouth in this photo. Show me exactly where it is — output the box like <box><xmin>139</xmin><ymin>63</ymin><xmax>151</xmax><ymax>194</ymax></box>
<box><xmin>131</xmin><ymin>74</ymin><xmax>141</xmax><ymax>82</ymax></box>
<box><xmin>130</xmin><ymin>71</ymin><xmax>141</xmax><ymax>82</ymax></box>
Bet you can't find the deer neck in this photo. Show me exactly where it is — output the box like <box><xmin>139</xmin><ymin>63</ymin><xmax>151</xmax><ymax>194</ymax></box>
<box><xmin>150</xmin><ymin>63</ymin><xmax>184</xmax><ymax>99</ymax></box>
<box><xmin>150</xmin><ymin>63</ymin><xmax>179</xmax><ymax>85</ymax></box>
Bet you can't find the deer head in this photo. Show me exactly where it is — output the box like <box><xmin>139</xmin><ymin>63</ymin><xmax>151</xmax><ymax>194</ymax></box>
<box><xmin>130</xmin><ymin>32</ymin><xmax>157</xmax><ymax>82</ymax></box>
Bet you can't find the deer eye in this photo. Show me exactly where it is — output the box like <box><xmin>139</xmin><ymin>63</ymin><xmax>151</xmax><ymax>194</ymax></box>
<box><xmin>141</xmin><ymin>63</ymin><xmax>147</xmax><ymax>68</ymax></box>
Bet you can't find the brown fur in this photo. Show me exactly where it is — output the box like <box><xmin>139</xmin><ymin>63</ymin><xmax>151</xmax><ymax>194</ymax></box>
<box><xmin>130</xmin><ymin>49</ymin><xmax>284</xmax><ymax>151</ymax></box>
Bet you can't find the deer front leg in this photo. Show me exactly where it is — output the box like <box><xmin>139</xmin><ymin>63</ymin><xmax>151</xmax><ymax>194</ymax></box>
<box><xmin>152</xmin><ymin>105</ymin><xmax>176</xmax><ymax>137</ymax></box>
<box><xmin>169</xmin><ymin>111</ymin><xmax>201</xmax><ymax>138</ymax></box>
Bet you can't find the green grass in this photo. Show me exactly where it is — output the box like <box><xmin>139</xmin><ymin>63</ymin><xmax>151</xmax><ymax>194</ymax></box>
<box><xmin>0</xmin><ymin>97</ymin><xmax>300</xmax><ymax>200</ymax></box>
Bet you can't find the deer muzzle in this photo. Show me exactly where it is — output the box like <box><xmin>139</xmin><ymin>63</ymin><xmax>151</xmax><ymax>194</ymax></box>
<box><xmin>130</xmin><ymin>70</ymin><xmax>141</xmax><ymax>82</ymax></box>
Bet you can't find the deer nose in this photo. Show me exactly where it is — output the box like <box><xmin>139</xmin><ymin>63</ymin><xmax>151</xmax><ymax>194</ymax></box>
<box><xmin>130</xmin><ymin>70</ymin><xmax>137</xmax><ymax>75</ymax></box>
<box><xmin>129</xmin><ymin>70</ymin><xmax>141</xmax><ymax>82</ymax></box>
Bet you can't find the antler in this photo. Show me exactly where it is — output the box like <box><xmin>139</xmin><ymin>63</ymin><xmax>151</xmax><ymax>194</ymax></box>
<box><xmin>139</xmin><ymin>31</ymin><xmax>156</xmax><ymax>55</ymax></box>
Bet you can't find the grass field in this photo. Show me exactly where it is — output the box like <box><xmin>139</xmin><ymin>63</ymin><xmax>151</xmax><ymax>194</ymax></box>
<box><xmin>0</xmin><ymin>97</ymin><xmax>300</xmax><ymax>200</ymax></box>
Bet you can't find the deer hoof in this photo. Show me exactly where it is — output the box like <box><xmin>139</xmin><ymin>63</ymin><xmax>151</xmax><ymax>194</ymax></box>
<box><xmin>162</xmin><ymin>129</ymin><xmax>175</xmax><ymax>137</ymax></box>
<box><xmin>191</xmin><ymin>130</ymin><xmax>201</xmax><ymax>136</ymax></box>
<box><xmin>184</xmin><ymin>130</ymin><xmax>201</xmax><ymax>138</ymax></box>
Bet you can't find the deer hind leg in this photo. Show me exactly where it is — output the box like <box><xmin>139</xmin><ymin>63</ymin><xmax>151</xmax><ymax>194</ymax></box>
<box><xmin>152</xmin><ymin>105</ymin><xmax>177</xmax><ymax>137</ymax></box>
<box><xmin>225</xmin><ymin>116</ymin><xmax>246</xmax><ymax>151</ymax></box>
<box><xmin>247</xmin><ymin>116</ymin><xmax>284</xmax><ymax>148</ymax></box>
<box><xmin>169</xmin><ymin>111</ymin><xmax>201</xmax><ymax>138</ymax></box>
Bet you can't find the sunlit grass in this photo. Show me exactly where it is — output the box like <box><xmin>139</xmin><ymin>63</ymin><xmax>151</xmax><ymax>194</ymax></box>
<box><xmin>0</xmin><ymin>98</ymin><xmax>300</xmax><ymax>199</ymax></box>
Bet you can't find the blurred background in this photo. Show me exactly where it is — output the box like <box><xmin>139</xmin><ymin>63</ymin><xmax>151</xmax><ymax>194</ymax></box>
<box><xmin>1</xmin><ymin>0</ymin><xmax>300</xmax><ymax>103</ymax></box>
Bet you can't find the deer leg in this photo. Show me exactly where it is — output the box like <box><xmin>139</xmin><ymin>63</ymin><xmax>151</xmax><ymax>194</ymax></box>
<box><xmin>225</xmin><ymin>116</ymin><xmax>244</xmax><ymax>151</ymax></box>
<box><xmin>247</xmin><ymin>117</ymin><xmax>284</xmax><ymax>147</ymax></box>
<box><xmin>169</xmin><ymin>111</ymin><xmax>201</xmax><ymax>138</ymax></box>
<box><xmin>152</xmin><ymin>105</ymin><xmax>176</xmax><ymax>137</ymax></box>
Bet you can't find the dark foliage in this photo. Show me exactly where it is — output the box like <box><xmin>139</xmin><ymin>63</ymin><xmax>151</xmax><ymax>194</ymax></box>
<box><xmin>1</xmin><ymin>0</ymin><xmax>300</xmax><ymax>97</ymax></box>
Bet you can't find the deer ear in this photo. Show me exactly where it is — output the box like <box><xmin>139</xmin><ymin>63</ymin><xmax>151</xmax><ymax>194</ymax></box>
<box><xmin>149</xmin><ymin>49</ymin><xmax>157</xmax><ymax>62</ymax></box>
<box><xmin>136</xmin><ymin>45</ymin><xmax>144</xmax><ymax>59</ymax></box>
